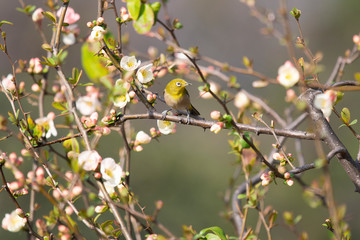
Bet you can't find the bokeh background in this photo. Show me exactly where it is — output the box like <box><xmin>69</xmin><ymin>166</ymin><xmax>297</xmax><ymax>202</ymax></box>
<box><xmin>1</xmin><ymin>0</ymin><xmax>360</xmax><ymax>239</ymax></box>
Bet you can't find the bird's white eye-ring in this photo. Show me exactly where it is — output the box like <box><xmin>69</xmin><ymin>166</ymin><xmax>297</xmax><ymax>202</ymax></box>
<box><xmin>176</xmin><ymin>82</ymin><xmax>181</xmax><ymax>87</ymax></box>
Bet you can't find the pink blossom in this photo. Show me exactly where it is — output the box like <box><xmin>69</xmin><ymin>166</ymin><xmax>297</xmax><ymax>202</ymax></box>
<box><xmin>57</xmin><ymin>7</ymin><xmax>80</xmax><ymax>24</ymax></box>
<box><xmin>2</xmin><ymin>209</ymin><xmax>27</xmax><ymax>232</ymax></box>
<box><xmin>1</xmin><ymin>74</ymin><xmax>16</xmax><ymax>92</ymax></box>
<box><xmin>210</xmin><ymin>122</ymin><xmax>224</xmax><ymax>134</ymax></box>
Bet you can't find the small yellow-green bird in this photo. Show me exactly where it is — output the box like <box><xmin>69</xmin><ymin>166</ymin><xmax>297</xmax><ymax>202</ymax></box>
<box><xmin>164</xmin><ymin>79</ymin><xmax>200</xmax><ymax>122</ymax></box>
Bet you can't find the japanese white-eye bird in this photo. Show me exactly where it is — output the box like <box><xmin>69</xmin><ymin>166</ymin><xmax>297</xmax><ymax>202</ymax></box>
<box><xmin>164</xmin><ymin>79</ymin><xmax>200</xmax><ymax>122</ymax></box>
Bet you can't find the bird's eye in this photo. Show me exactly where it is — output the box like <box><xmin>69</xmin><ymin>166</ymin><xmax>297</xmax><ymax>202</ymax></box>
<box><xmin>176</xmin><ymin>82</ymin><xmax>181</xmax><ymax>87</ymax></box>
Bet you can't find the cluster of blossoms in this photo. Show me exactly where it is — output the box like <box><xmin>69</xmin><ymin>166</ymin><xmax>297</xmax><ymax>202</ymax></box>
<box><xmin>260</xmin><ymin>172</ymin><xmax>273</xmax><ymax>186</ymax></box>
<box><xmin>27</xmin><ymin>58</ymin><xmax>43</xmax><ymax>74</ymax></box>
<box><xmin>273</xmin><ymin>152</ymin><xmax>295</xmax><ymax>166</ymax></box>
<box><xmin>33</xmin><ymin>7</ymin><xmax>80</xmax><ymax>45</ymax></box>
<box><xmin>77</xmin><ymin>150</ymin><xmax>125</xmax><ymax>199</ymax></box>
<box><xmin>58</xmin><ymin>7</ymin><xmax>80</xmax><ymax>45</ymax></box>
<box><xmin>260</xmin><ymin>171</ymin><xmax>294</xmax><ymax>187</ymax></box>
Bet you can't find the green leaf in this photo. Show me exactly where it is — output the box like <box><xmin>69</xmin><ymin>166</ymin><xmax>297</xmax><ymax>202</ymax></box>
<box><xmin>237</xmin><ymin>193</ymin><xmax>247</xmax><ymax>199</ymax></box>
<box><xmin>42</xmin><ymin>11</ymin><xmax>57</xmax><ymax>23</ymax></box>
<box><xmin>127</xmin><ymin>0</ymin><xmax>141</xmax><ymax>20</ymax></box>
<box><xmin>52</xmin><ymin>102</ymin><xmax>67</xmax><ymax>111</ymax></box>
<box><xmin>349</xmin><ymin>119</ymin><xmax>358</xmax><ymax>126</ymax></box>
<box><xmin>57</xmin><ymin>49</ymin><xmax>68</xmax><ymax>63</ymax></box>
<box><xmin>68</xmin><ymin>67</ymin><xmax>82</xmax><ymax>85</ymax></box>
<box><xmin>8</xmin><ymin>112</ymin><xmax>16</xmax><ymax>124</ymax></box>
<box><xmin>341</xmin><ymin>107</ymin><xmax>350</xmax><ymax>124</ymax></box>
<box><xmin>239</xmin><ymin>132</ymin><xmax>251</xmax><ymax>149</ymax></box>
<box><xmin>0</xmin><ymin>20</ymin><xmax>13</xmax><ymax>27</ymax></box>
<box><xmin>243</xmin><ymin>56</ymin><xmax>252</xmax><ymax>68</ymax></box>
<box><xmin>150</xmin><ymin>2</ymin><xmax>161</xmax><ymax>22</ymax></box>
<box><xmin>195</xmin><ymin>226</ymin><xmax>227</xmax><ymax>240</ymax></box>
<box><xmin>293</xmin><ymin>215</ymin><xmax>302</xmax><ymax>224</ymax></box>
<box><xmin>81</xmin><ymin>41</ymin><xmax>109</xmax><ymax>83</ymax></box>
<box><xmin>41</xmin><ymin>43</ymin><xmax>52</xmax><ymax>52</ymax></box>
<box><xmin>133</xmin><ymin>3</ymin><xmax>155</xmax><ymax>34</ymax></box>
<box><xmin>86</xmin><ymin>206</ymin><xmax>95</xmax><ymax>217</ymax></box>
<box><xmin>290</xmin><ymin>7</ymin><xmax>301</xmax><ymax>20</ymax></box>
<box><xmin>16</xmin><ymin>5</ymin><xmax>36</xmax><ymax>14</ymax></box>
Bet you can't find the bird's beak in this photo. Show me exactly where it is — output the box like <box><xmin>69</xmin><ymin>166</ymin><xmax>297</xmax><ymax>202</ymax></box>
<box><xmin>185</xmin><ymin>82</ymin><xmax>192</xmax><ymax>86</ymax></box>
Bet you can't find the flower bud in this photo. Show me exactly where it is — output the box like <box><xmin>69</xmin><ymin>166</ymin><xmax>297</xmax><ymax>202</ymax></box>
<box><xmin>210</xmin><ymin>111</ymin><xmax>221</xmax><ymax>120</ymax></box>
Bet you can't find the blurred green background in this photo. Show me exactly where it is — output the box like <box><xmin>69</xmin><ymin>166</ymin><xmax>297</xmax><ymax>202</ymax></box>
<box><xmin>1</xmin><ymin>0</ymin><xmax>360</xmax><ymax>239</ymax></box>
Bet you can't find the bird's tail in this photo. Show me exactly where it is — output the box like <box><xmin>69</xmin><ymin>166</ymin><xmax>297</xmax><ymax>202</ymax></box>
<box><xmin>189</xmin><ymin>104</ymin><xmax>200</xmax><ymax>116</ymax></box>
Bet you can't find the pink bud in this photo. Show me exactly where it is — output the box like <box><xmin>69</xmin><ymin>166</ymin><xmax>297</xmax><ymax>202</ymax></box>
<box><xmin>273</xmin><ymin>152</ymin><xmax>285</xmax><ymax>161</ymax></box>
<box><xmin>95</xmin><ymin>205</ymin><xmax>107</xmax><ymax>213</ymax></box>
<box><xmin>71</xmin><ymin>185</ymin><xmax>83</xmax><ymax>197</ymax></box>
<box><xmin>32</xmin><ymin>8</ymin><xmax>44</xmax><ymax>22</ymax></box>
<box><xmin>146</xmin><ymin>94</ymin><xmax>153</xmax><ymax>102</ymax></box>
<box><xmin>21</xmin><ymin>149</ymin><xmax>30</xmax><ymax>156</ymax></box>
<box><xmin>14</xmin><ymin>170</ymin><xmax>25</xmax><ymax>182</ymax></box>
<box><xmin>129</xmin><ymin>91</ymin><xmax>136</xmax><ymax>98</ymax></box>
<box><xmin>284</xmin><ymin>172</ymin><xmax>291</xmax><ymax>179</ymax></box>
<box><xmin>65</xmin><ymin>171</ymin><xmax>73</xmax><ymax>180</ymax></box>
<box><xmin>87</xmin><ymin>21</ymin><xmax>94</xmax><ymax>28</ymax></box>
<box><xmin>65</xmin><ymin>206</ymin><xmax>73</xmax><ymax>215</ymax></box>
<box><xmin>36</xmin><ymin>167</ymin><xmax>45</xmax><ymax>178</ymax></box>
<box><xmin>353</xmin><ymin>35</ymin><xmax>360</xmax><ymax>45</ymax></box>
<box><xmin>101</xmin><ymin>127</ymin><xmax>111</xmax><ymax>135</ymax></box>
<box><xmin>133</xmin><ymin>145</ymin><xmax>143</xmax><ymax>152</ymax></box>
<box><xmin>52</xmin><ymin>85</ymin><xmax>60</xmax><ymax>92</ymax></box>
<box><xmin>31</xmin><ymin>83</ymin><xmax>41</xmax><ymax>92</ymax></box>
<box><xmin>8</xmin><ymin>181</ymin><xmax>22</xmax><ymax>191</ymax></box>
<box><xmin>89</xmin><ymin>112</ymin><xmax>99</xmax><ymax>122</ymax></box>
<box><xmin>9</xmin><ymin>152</ymin><xmax>17</xmax><ymax>162</ymax></box>
<box><xmin>286</xmin><ymin>179</ymin><xmax>294</xmax><ymax>186</ymax></box>
<box><xmin>94</xmin><ymin>172</ymin><xmax>102</xmax><ymax>179</ymax></box>
<box><xmin>210</xmin><ymin>111</ymin><xmax>221</xmax><ymax>120</ymax></box>
<box><xmin>58</xmin><ymin>225</ymin><xmax>69</xmax><ymax>233</ymax></box>
<box><xmin>97</xmin><ymin>17</ymin><xmax>104</xmax><ymax>24</ymax></box>
<box><xmin>15</xmin><ymin>208</ymin><xmax>25</xmax><ymax>218</ymax></box>
<box><xmin>150</xmin><ymin>127</ymin><xmax>156</xmax><ymax>136</ymax></box>
<box><xmin>53</xmin><ymin>189</ymin><xmax>62</xmax><ymax>200</ymax></box>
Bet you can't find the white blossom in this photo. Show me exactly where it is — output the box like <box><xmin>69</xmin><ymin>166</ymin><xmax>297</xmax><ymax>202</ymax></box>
<box><xmin>120</xmin><ymin>56</ymin><xmax>141</xmax><ymax>71</ymax></box>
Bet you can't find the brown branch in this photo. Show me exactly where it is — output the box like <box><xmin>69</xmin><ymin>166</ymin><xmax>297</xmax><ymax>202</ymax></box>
<box><xmin>114</xmin><ymin>111</ymin><xmax>317</xmax><ymax>140</ymax></box>
<box><xmin>300</xmin><ymin>89</ymin><xmax>360</xmax><ymax>192</ymax></box>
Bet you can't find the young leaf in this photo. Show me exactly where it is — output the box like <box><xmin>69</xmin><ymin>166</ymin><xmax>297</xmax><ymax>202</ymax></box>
<box><xmin>81</xmin><ymin>42</ymin><xmax>109</xmax><ymax>82</ymax></box>
<box><xmin>341</xmin><ymin>107</ymin><xmax>350</xmax><ymax>124</ymax></box>
<box><xmin>133</xmin><ymin>3</ymin><xmax>155</xmax><ymax>34</ymax></box>
<box><xmin>0</xmin><ymin>20</ymin><xmax>14</xmax><ymax>27</ymax></box>
<box><xmin>127</xmin><ymin>0</ymin><xmax>141</xmax><ymax>20</ymax></box>
<box><xmin>42</xmin><ymin>11</ymin><xmax>57</xmax><ymax>23</ymax></box>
